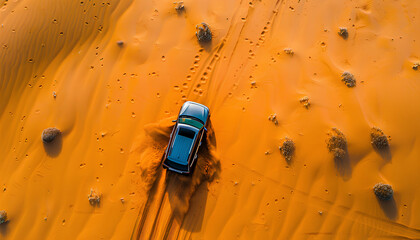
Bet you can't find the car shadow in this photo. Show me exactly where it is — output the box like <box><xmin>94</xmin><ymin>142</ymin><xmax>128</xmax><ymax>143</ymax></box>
<box><xmin>165</xmin><ymin>118</ymin><xmax>220</xmax><ymax>232</ymax></box>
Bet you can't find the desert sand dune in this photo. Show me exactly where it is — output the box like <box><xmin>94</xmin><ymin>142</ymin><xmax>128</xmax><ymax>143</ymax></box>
<box><xmin>1</xmin><ymin>0</ymin><xmax>420</xmax><ymax>239</ymax></box>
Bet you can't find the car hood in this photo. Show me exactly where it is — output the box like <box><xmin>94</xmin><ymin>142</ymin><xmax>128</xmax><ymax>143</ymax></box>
<box><xmin>179</xmin><ymin>101</ymin><xmax>210</xmax><ymax>124</ymax></box>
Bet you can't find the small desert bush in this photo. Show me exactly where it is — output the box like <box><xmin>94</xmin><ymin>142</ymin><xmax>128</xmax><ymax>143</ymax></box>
<box><xmin>279</xmin><ymin>138</ymin><xmax>295</xmax><ymax>162</ymax></box>
<box><xmin>327</xmin><ymin>128</ymin><xmax>347</xmax><ymax>151</ymax></box>
<box><xmin>370</xmin><ymin>127</ymin><xmax>389</xmax><ymax>150</ymax></box>
<box><xmin>0</xmin><ymin>210</ymin><xmax>7</xmax><ymax>224</ymax></box>
<box><xmin>88</xmin><ymin>189</ymin><xmax>101</xmax><ymax>206</ymax></box>
<box><xmin>373</xmin><ymin>183</ymin><xmax>393</xmax><ymax>200</ymax></box>
<box><xmin>327</xmin><ymin>128</ymin><xmax>347</xmax><ymax>162</ymax></box>
<box><xmin>341</xmin><ymin>72</ymin><xmax>356</xmax><ymax>88</ymax></box>
<box><xmin>338</xmin><ymin>27</ymin><xmax>348</xmax><ymax>39</ymax></box>
<box><xmin>196</xmin><ymin>23</ymin><xmax>212</xmax><ymax>42</ymax></box>
<box><xmin>42</xmin><ymin>127</ymin><xmax>61</xmax><ymax>143</ymax></box>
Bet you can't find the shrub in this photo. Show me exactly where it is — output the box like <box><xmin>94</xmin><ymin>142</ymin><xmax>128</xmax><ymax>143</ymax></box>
<box><xmin>0</xmin><ymin>210</ymin><xmax>7</xmax><ymax>224</ymax></box>
<box><xmin>299</xmin><ymin>96</ymin><xmax>310</xmax><ymax>109</ymax></box>
<box><xmin>283</xmin><ymin>48</ymin><xmax>294</xmax><ymax>55</ymax></box>
<box><xmin>327</xmin><ymin>128</ymin><xmax>347</xmax><ymax>162</ymax></box>
<box><xmin>88</xmin><ymin>189</ymin><xmax>101</xmax><ymax>206</ymax></box>
<box><xmin>373</xmin><ymin>183</ymin><xmax>393</xmax><ymax>200</ymax></box>
<box><xmin>279</xmin><ymin>138</ymin><xmax>295</xmax><ymax>162</ymax></box>
<box><xmin>341</xmin><ymin>72</ymin><xmax>356</xmax><ymax>88</ymax></box>
<box><xmin>175</xmin><ymin>1</ymin><xmax>184</xmax><ymax>13</ymax></box>
<box><xmin>196</xmin><ymin>23</ymin><xmax>212</xmax><ymax>42</ymax></box>
<box><xmin>41</xmin><ymin>127</ymin><xmax>61</xmax><ymax>143</ymax></box>
<box><xmin>338</xmin><ymin>27</ymin><xmax>348</xmax><ymax>39</ymax></box>
<box><xmin>333</xmin><ymin>148</ymin><xmax>346</xmax><ymax>162</ymax></box>
<box><xmin>268</xmin><ymin>113</ymin><xmax>279</xmax><ymax>126</ymax></box>
<box><xmin>370</xmin><ymin>127</ymin><xmax>389</xmax><ymax>150</ymax></box>
<box><xmin>327</xmin><ymin>128</ymin><xmax>347</xmax><ymax>152</ymax></box>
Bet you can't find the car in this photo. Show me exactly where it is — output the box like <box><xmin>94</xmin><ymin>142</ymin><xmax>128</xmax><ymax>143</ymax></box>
<box><xmin>162</xmin><ymin>101</ymin><xmax>210</xmax><ymax>175</ymax></box>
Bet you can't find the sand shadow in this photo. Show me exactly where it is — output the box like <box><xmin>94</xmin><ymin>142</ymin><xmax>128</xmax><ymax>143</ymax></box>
<box><xmin>0</xmin><ymin>221</ymin><xmax>10</xmax><ymax>237</ymax></box>
<box><xmin>137</xmin><ymin>119</ymin><xmax>173</xmax><ymax>192</ymax></box>
<box><xmin>165</xmin><ymin>119</ymin><xmax>221</xmax><ymax>231</ymax></box>
<box><xmin>327</xmin><ymin>129</ymin><xmax>352</xmax><ymax>181</ymax></box>
<box><xmin>43</xmin><ymin>134</ymin><xmax>63</xmax><ymax>157</ymax></box>
<box><xmin>334</xmin><ymin>150</ymin><xmax>352</xmax><ymax>181</ymax></box>
<box><xmin>372</xmin><ymin>144</ymin><xmax>392</xmax><ymax>161</ymax></box>
<box><xmin>198</xmin><ymin>41</ymin><xmax>213</xmax><ymax>53</ymax></box>
<box><xmin>377</xmin><ymin>197</ymin><xmax>398</xmax><ymax>220</ymax></box>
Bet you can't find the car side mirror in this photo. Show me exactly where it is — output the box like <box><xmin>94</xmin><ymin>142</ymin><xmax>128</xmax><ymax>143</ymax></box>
<box><xmin>172</xmin><ymin>120</ymin><xmax>177</xmax><ymax>122</ymax></box>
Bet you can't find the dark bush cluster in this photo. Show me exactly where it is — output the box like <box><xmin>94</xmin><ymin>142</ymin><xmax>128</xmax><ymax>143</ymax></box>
<box><xmin>327</xmin><ymin>128</ymin><xmax>347</xmax><ymax>162</ymax></box>
<box><xmin>0</xmin><ymin>210</ymin><xmax>7</xmax><ymax>224</ymax></box>
<box><xmin>196</xmin><ymin>23</ymin><xmax>212</xmax><ymax>42</ymax></box>
<box><xmin>338</xmin><ymin>27</ymin><xmax>348</xmax><ymax>39</ymax></box>
<box><xmin>373</xmin><ymin>183</ymin><xmax>393</xmax><ymax>200</ymax></box>
<box><xmin>41</xmin><ymin>127</ymin><xmax>61</xmax><ymax>143</ymax></box>
<box><xmin>279</xmin><ymin>138</ymin><xmax>295</xmax><ymax>162</ymax></box>
<box><xmin>88</xmin><ymin>189</ymin><xmax>101</xmax><ymax>206</ymax></box>
<box><xmin>341</xmin><ymin>72</ymin><xmax>356</xmax><ymax>88</ymax></box>
<box><xmin>175</xmin><ymin>1</ymin><xmax>184</xmax><ymax>13</ymax></box>
<box><xmin>370</xmin><ymin>127</ymin><xmax>389</xmax><ymax>150</ymax></box>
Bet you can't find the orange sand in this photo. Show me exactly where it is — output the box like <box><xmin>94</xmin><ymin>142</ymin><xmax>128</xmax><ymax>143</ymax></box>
<box><xmin>1</xmin><ymin>0</ymin><xmax>420</xmax><ymax>239</ymax></box>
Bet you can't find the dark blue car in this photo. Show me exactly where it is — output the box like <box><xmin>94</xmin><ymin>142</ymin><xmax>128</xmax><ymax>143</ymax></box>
<box><xmin>162</xmin><ymin>101</ymin><xmax>210</xmax><ymax>175</ymax></box>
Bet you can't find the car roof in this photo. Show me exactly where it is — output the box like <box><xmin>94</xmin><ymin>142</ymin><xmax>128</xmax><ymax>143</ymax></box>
<box><xmin>179</xmin><ymin>101</ymin><xmax>209</xmax><ymax>124</ymax></box>
<box><xmin>168</xmin><ymin>124</ymin><xmax>198</xmax><ymax>165</ymax></box>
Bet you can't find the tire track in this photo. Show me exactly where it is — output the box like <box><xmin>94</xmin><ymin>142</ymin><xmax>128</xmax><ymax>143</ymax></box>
<box><xmin>131</xmin><ymin>118</ymin><xmax>220</xmax><ymax>240</ymax></box>
<box><xmin>234</xmin><ymin>162</ymin><xmax>420</xmax><ymax>239</ymax></box>
<box><xmin>205</xmin><ymin>0</ymin><xmax>285</xmax><ymax>109</ymax></box>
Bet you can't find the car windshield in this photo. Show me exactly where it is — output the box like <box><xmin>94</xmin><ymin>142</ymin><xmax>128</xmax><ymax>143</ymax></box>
<box><xmin>179</xmin><ymin>117</ymin><xmax>204</xmax><ymax>129</ymax></box>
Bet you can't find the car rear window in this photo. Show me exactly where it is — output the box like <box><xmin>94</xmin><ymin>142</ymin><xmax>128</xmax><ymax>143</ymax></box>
<box><xmin>165</xmin><ymin>159</ymin><xmax>188</xmax><ymax>171</ymax></box>
<box><xmin>178</xmin><ymin>127</ymin><xmax>196</xmax><ymax>139</ymax></box>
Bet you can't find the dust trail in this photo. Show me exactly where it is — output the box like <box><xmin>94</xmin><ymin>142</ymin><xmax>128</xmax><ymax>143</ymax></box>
<box><xmin>129</xmin><ymin>117</ymin><xmax>173</xmax><ymax>240</ymax></box>
<box><xmin>165</xmin><ymin>119</ymin><xmax>220</xmax><ymax>220</ymax></box>
<box><xmin>131</xmin><ymin>118</ymin><xmax>220</xmax><ymax>239</ymax></box>
<box><xmin>137</xmin><ymin>119</ymin><xmax>173</xmax><ymax>192</ymax></box>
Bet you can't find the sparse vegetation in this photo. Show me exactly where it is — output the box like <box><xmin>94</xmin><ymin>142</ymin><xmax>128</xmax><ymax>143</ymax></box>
<box><xmin>338</xmin><ymin>27</ymin><xmax>348</xmax><ymax>39</ymax></box>
<box><xmin>268</xmin><ymin>113</ymin><xmax>279</xmax><ymax>125</ymax></box>
<box><xmin>283</xmin><ymin>48</ymin><xmax>294</xmax><ymax>55</ymax></box>
<box><xmin>333</xmin><ymin>148</ymin><xmax>346</xmax><ymax>163</ymax></box>
<box><xmin>42</xmin><ymin>127</ymin><xmax>61</xmax><ymax>143</ymax></box>
<box><xmin>341</xmin><ymin>72</ymin><xmax>356</xmax><ymax>88</ymax></box>
<box><xmin>116</xmin><ymin>41</ymin><xmax>124</xmax><ymax>47</ymax></box>
<box><xmin>373</xmin><ymin>183</ymin><xmax>393</xmax><ymax>200</ymax></box>
<box><xmin>0</xmin><ymin>210</ymin><xmax>7</xmax><ymax>224</ymax></box>
<box><xmin>413</xmin><ymin>63</ymin><xmax>419</xmax><ymax>70</ymax></box>
<box><xmin>196</xmin><ymin>23</ymin><xmax>212</xmax><ymax>42</ymax></box>
<box><xmin>279</xmin><ymin>138</ymin><xmax>295</xmax><ymax>162</ymax></box>
<box><xmin>370</xmin><ymin>127</ymin><xmax>389</xmax><ymax>150</ymax></box>
<box><xmin>327</xmin><ymin>128</ymin><xmax>347</xmax><ymax>151</ymax></box>
<box><xmin>250</xmin><ymin>81</ymin><xmax>257</xmax><ymax>88</ymax></box>
<box><xmin>299</xmin><ymin>96</ymin><xmax>310</xmax><ymax>109</ymax></box>
<box><xmin>88</xmin><ymin>189</ymin><xmax>101</xmax><ymax>206</ymax></box>
<box><xmin>327</xmin><ymin>128</ymin><xmax>347</xmax><ymax>162</ymax></box>
<box><xmin>175</xmin><ymin>1</ymin><xmax>184</xmax><ymax>13</ymax></box>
